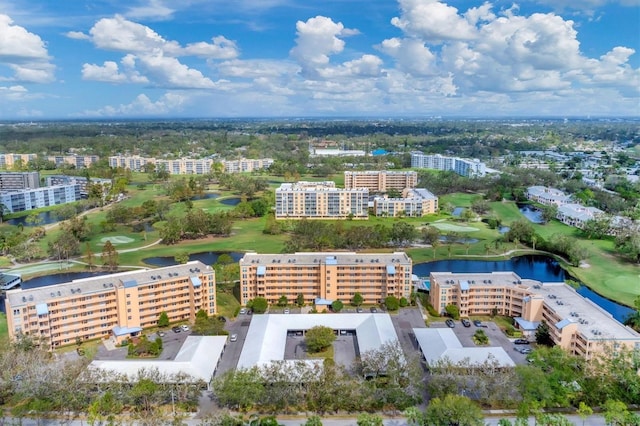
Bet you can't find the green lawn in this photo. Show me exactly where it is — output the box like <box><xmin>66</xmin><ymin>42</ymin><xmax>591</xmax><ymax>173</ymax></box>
<box><xmin>0</xmin><ymin>313</ymin><xmax>8</xmax><ymax>343</ymax></box>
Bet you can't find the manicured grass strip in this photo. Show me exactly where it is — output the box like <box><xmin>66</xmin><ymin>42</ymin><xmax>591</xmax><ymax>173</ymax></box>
<box><xmin>0</xmin><ymin>313</ymin><xmax>8</xmax><ymax>343</ymax></box>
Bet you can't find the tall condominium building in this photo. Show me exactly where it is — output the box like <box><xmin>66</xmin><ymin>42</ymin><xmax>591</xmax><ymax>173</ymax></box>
<box><xmin>0</xmin><ymin>185</ymin><xmax>81</xmax><ymax>213</ymax></box>
<box><xmin>411</xmin><ymin>153</ymin><xmax>486</xmax><ymax>177</ymax></box>
<box><xmin>373</xmin><ymin>188</ymin><xmax>438</xmax><ymax>217</ymax></box>
<box><xmin>275</xmin><ymin>181</ymin><xmax>369</xmax><ymax>220</ymax></box>
<box><xmin>46</xmin><ymin>155</ymin><xmax>100</xmax><ymax>169</ymax></box>
<box><xmin>343</xmin><ymin>171</ymin><xmax>418</xmax><ymax>192</ymax></box>
<box><xmin>45</xmin><ymin>175</ymin><xmax>112</xmax><ymax>195</ymax></box>
<box><xmin>222</xmin><ymin>158</ymin><xmax>274</xmax><ymax>173</ymax></box>
<box><xmin>239</xmin><ymin>252</ymin><xmax>412</xmax><ymax>306</ymax></box>
<box><xmin>109</xmin><ymin>155</ymin><xmax>156</xmax><ymax>172</ymax></box>
<box><xmin>4</xmin><ymin>261</ymin><xmax>216</xmax><ymax>349</ymax></box>
<box><xmin>0</xmin><ymin>171</ymin><xmax>40</xmax><ymax>191</ymax></box>
<box><xmin>109</xmin><ymin>155</ymin><xmax>215</xmax><ymax>175</ymax></box>
<box><xmin>0</xmin><ymin>154</ymin><xmax>37</xmax><ymax>170</ymax></box>
<box><xmin>429</xmin><ymin>271</ymin><xmax>640</xmax><ymax>359</ymax></box>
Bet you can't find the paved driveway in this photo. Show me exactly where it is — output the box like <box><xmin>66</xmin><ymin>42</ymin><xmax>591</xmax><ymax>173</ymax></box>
<box><xmin>430</xmin><ymin>319</ymin><xmax>531</xmax><ymax>364</ymax></box>
<box><xmin>214</xmin><ymin>313</ymin><xmax>252</xmax><ymax>376</ymax></box>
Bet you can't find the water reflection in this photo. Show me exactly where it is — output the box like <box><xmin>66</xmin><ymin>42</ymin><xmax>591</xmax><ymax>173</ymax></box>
<box><xmin>143</xmin><ymin>251</ymin><xmax>244</xmax><ymax>267</ymax></box>
<box><xmin>518</xmin><ymin>203</ymin><xmax>544</xmax><ymax>224</ymax></box>
<box><xmin>219</xmin><ymin>197</ymin><xmax>241</xmax><ymax>206</ymax></box>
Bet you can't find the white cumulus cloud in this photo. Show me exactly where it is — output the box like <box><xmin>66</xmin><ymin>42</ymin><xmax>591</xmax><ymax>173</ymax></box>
<box><xmin>0</xmin><ymin>14</ymin><xmax>55</xmax><ymax>83</ymax></box>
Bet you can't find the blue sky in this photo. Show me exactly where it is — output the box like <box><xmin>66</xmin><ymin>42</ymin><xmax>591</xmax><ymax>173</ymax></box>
<box><xmin>0</xmin><ymin>0</ymin><xmax>638</xmax><ymax>119</ymax></box>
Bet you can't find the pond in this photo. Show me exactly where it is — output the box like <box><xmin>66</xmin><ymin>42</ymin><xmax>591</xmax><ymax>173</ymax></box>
<box><xmin>414</xmin><ymin>255</ymin><xmax>635</xmax><ymax>323</ymax></box>
<box><xmin>191</xmin><ymin>192</ymin><xmax>220</xmax><ymax>200</ymax></box>
<box><xmin>498</xmin><ymin>226</ymin><xmax>510</xmax><ymax>234</ymax></box>
<box><xmin>518</xmin><ymin>203</ymin><xmax>544</xmax><ymax>224</ymax></box>
<box><xmin>451</xmin><ymin>207</ymin><xmax>465</xmax><ymax>217</ymax></box>
<box><xmin>143</xmin><ymin>251</ymin><xmax>245</xmax><ymax>267</ymax></box>
<box><xmin>6</xmin><ymin>211</ymin><xmax>59</xmax><ymax>227</ymax></box>
<box><xmin>219</xmin><ymin>197</ymin><xmax>242</xmax><ymax>206</ymax></box>
<box><xmin>439</xmin><ymin>236</ymin><xmax>479</xmax><ymax>244</ymax></box>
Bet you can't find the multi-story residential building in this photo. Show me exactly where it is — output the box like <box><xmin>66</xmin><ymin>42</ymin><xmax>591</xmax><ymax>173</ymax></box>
<box><xmin>222</xmin><ymin>158</ymin><xmax>274</xmax><ymax>173</ymax></box>
<box><xmin>411</xmin><ymin>153</ymin><xmax>486</xmax><ymax>177</ymax></box>
<box><xmin>429</xmin><ymin>271</ymin><xmax>640</xmax><ymax>359</ymax></box>
<box><xmin>45</xmin><ymin>175</ymin><xmax>112</xmax><ymax>195</ymax></box>
<box><xmin>526</xmin><ymin>186</ymin><xmax>571</xmax><ymax>206</ymax></box>
<box><xmin>343</xmin><ymin>171</ymin><xmax>418</xmax><ymax>192</ymax></box>
<box><xmin>373</xmin><ymin>188</ymin><xmax>438</xmax><ymax>217</ymax></box>
<box><xmin>109</xmin><ymin>155</ymin><xmax>156</xmax><ymax>172</ymax></box>
<box><xmin>46</xmin><ymin>155</ymin><xmax>100</xmax><ymax>169</ymax></box>
<box><xmin>0</xmin><ymin>154</ymin><xmax>37</xmax><ymax>170</ymax></box>
<box><xmin>0</xmin><ymin>185</ymin><xmax>81</xmax><ymax>213</ymax></box>
<box><xmin>239</xmin><ymin>252</ymin><xmax>412</xmax><ymax>306</ymax></box>
<box><xmin>155</xmin><ymin>158</ymin><xmax>215</xmax><ymax>175</ymax></box>
<box><xmin>0</xmin><ymin>171</ymin><xmax>40</xmax><ymax>191</ymax></box>
<box><xmin>4</xmin><ymin>261</ymin><xmax>216</xmax><ymax>349</ymax></box>
<box><xmin>556</xmin><ymin>204</ymin><xmax>604</xmax><ymax>228</ymax></box>
<box><xmin>275</xmin><ymin>181</ymin><xmax>369</xmax><ymax>220</ymax></box>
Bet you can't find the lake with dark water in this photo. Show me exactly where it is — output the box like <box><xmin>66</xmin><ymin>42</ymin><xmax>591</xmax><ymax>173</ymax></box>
<box><xmin>219</xmin><ymin>197</ymin><xmax>242</xmax><ymax>206</ymax></box>
<box><xmin>142</xmin><ymin>251</ymin><xmax>245</xmax><ymax>267</ymax></box>
<box><xmin>414</xmin><ymin>255</ymin><xmax>635</xmax><ymax>322</ymax></box>
<box><xmin>518</xmin><ymin>203</ymin><xmax>544</xmax><ymax>224</ymax></box>
<box><xmin>6</xmin><ymin>211</ymin><xmax>59</xmax><ymax>226</ymax></box>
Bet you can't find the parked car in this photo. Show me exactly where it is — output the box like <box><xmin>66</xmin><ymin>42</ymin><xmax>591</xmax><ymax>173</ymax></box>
<box><xmin>519</xmin><ymin>347</ymin><xmax>533</xmax><ymax>354</ymax></box>
<box><xmin>473</xmin><ymin>320</ymin><xmax>487</xmax><ymax>327</ymax></box>
<box><xmin>284</xmin><ymin>308</ymin><xmax>290</xmax><ymax>314</ymax></box>
<box><xmin>172</xmin><ymin>326</ymin><xmax>181</xmax><ymax>333</ymax></box>
<box><xmin>180</xmin><ymin>324</ymin><xmax>190</xmax><ymax>332</ymax></box>
<box><xmin>461</xmin><ymin>318</ymin><xmax>471</xmax><ymax>327</ymax></box>
<box><xmin>356</xmin><ymin>307</ymin><xmax>363</xmax><ymax>313</ymax></box>
<box><xmin>446</xmin><ymin>319</ymin><xmax>456</xmax><ymax>328</ymax></box>
<box><xmin>230</xmin><ymin>334</ymin><xmax>238</xmax><ymax>342</ymax></box>
<box><xmin>157</xmin><ymin>331</ymin><xmax>166</xmax><ymax>337</ymax></box>
<box><xmin>514</xmin><ymin>338</ymin><xmax>530</xmax><ymax>344</ymax></box>
<box><xmin>217</xmin><ymin>316</ymin><xmax>227</xmax><ymax>322</ymax></box>
<box><xmin>239</xmin><ymin>308</ymin><xmax>247</xmax><ymax>315</ymax></box>
<box><xmin>370</xmin><ymin>307</ymin><xmax>378</xmax><ymax>313</ymax></box>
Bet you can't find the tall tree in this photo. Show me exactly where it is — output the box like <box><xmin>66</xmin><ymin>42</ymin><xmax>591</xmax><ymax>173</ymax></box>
<box><xmin>101</xmin><ymin>240</ymin><xmax>118</xmax><ymax>271</ymax></box>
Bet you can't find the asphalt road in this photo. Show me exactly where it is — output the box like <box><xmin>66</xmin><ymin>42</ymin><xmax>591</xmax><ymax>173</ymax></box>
<box><xmin>214</xmin><ymin>313</ymin><xmax>253</xmax><ymax>376</ymax></box>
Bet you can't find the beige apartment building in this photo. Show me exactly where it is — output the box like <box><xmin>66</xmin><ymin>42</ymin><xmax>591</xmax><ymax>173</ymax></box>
<box><xmin>222</xmin><ymin>158</ymin><xmax>274</xmax><ymax>173</ymax></box>
<box><xmin>275</xmin><ymin>181</ymin><xmax>369</xmax><ymax>220</ymax></box>
<box><xmin>4</xmin><ymin>261</ymin><xmax>216</xmax><ymax>349</ymax></box>
<box><xmin>239</xmin><ymin>252</ymin><xmax>412</xmax><ymax>306</ymax></box>
<box><xmin>0</xmin><ymin>154</ymin><xmax>38</xmax><ymax>170</ymax></box>
<box><xmin>344</xmin><ymin>171</ymin><xmax>418</xmax><ymax>192</ymax></box>
<box><xmin>373</xmin><ymin>188</ymin><xmax>438</xmax><ymax>217</ymax></box>
<box><xmin>430</xmin><ymin>271</ymin><xmax>640</xmax><ymax>359</ymax></box>
<box><xmin>47</xmin><ymin>155</ymin><xmax>100</xmax><ymax>169</ymax></box>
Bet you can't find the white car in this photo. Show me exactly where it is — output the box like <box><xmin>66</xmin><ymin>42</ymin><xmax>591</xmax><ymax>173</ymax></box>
<box><xmin>180</xmin><ymin>324</ymin><xmax>190</xmax><ymax>332</ymax></box>
<box><xmin>239</xmin><ymin>308</ymin><xmax>247</xmax><ymax>315</ymax></box>
<box><xmin>230</xmin><ymin>334</ymin><xmax>238</xmax><ymax>342</ymax></box>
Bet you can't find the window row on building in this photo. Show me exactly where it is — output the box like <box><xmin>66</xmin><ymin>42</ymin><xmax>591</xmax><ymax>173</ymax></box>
<box><xmin>343</xmin><ymin>171</ymin><xmax>418</xmax><ymax>192</ymax></box>
<box><xmin>0</xmin><ymin>154</ymin><xmax>100</xmax><ymax>170</ymax></box>
<box><xmin>429</xmin><ymin>271</ymin><xmax>640</xmax><ymax>359</ymax></box>
<box><xmin>373</xmin><ymin>188</ymin><xmax>438</xmax><ymax>217</ymax></box>
<box><xmin>4</xmin><ymin>261</ymin><xmax>216</xmax><ymax>349</ymax></box>
<box><xmin>275</xmin><ymin>181</ymin><xmax>369</xmax><ymax>220</ymax></box>
<box><xmin>239</xmin><ymin>252</ymin><xmax>412</xmax><ymax>306</ymax></box>
<box><xmin>0</xmin><ymin>184</ymin><xmax>81</xmax><ymax>213</ymax></box>
<box><xmin>411</xmin><ymin>153</ymin><xmax>486</xmax><ymax>177</ymax></box>
<box><xmin>108</xmin><ymin>155</ymin><xmax>273</xmax><ymax>175</ymax></box>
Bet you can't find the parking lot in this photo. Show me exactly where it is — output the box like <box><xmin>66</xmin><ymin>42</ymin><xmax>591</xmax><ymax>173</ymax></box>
<box><xmin>93</xmin><ymin>327</ymin><xmax>192</xmax><ymax>361</ymax></box>
<box><xmin>430</xmin><ymin>319</ymin><xmax>532</xmax><ymax>364</ymax></box>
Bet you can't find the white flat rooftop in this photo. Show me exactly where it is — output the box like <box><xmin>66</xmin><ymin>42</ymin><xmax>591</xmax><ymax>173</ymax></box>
<box><xmin>237</xmin><ymin>313</ymin><xmax>399</xmax><ymax>369</ymax></box>
<box><xmin>89</xmin><ymin>336</ymin><xmax>227</xmax><ymax>383</ymax></box>
<box><xmin>414</xmin><ymin>328</ymin><xmax>515</xmax><ymax>368</ymax></box>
